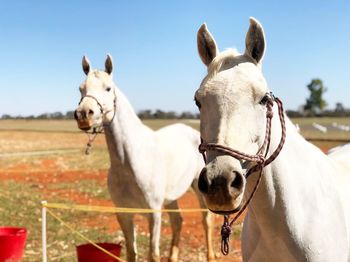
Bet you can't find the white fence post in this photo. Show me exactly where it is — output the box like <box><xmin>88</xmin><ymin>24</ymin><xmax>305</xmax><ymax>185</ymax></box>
<box><xmin>41</xmin><ymin>201</ymin><xmax>47</xmax><ymax>262</ymax></box>
<box><xmin>312</xmin><ymin>123</ymin><xmax>327</xmax><ymax>133</ymax></box>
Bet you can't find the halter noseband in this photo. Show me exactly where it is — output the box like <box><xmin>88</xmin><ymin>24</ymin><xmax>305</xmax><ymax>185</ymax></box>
<box><xmin>78</xmin><ymin>91</ymin><xmax>117</xmax><ymax>154</ymax></box>
<box><xmin>198</xmin><ymin>92</ymin><xmax>286</xmax><ymax>255</ymax></box>
<box><xmin>78</xmin><ymin>92</ymin><xmax>117</xmax><ymax>127</ymax></box>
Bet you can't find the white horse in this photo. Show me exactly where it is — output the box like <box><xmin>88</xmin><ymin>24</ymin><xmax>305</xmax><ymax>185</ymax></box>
<box><xmin>74</xmin><ymin>55</ymin><xmax>214</xmax><ymax>261</ymax></box>
<box><xmin>195</xmin><ymin>18</ymin><xmax>350</xmax><ymax>261</ymax></box>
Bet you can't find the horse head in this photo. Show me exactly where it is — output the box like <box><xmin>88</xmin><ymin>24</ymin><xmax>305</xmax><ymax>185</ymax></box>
<box><xmin>195</xmin><ymin>18</ymin><xmax>271</xmax><ymax>214</ymax></box>
<box><xmin>74</xmin><ymin>55</ymin><xmax>116</xmax><ymax>131</ymax></box>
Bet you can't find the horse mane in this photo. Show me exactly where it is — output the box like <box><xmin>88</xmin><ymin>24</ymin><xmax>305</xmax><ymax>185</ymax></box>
<box><xmin>207</xmin><ymin>48</ymin><xmax>241</xmax><ymax>77</ymax></box>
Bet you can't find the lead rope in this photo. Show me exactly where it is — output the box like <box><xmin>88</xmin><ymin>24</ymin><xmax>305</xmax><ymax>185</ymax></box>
<box><xmin>85</xmin><ymin>127</ymin><xmax>103</xmax><ymax>155</ymax></box>
<box><xmin>221</xmin><ymin>166</ymin><xmax>264</xmax><ymax>255</ymax></box>
<box><xmin>199</xmin><ymin>96</ymin><xmax>286</xmax><ymax>255</ymax></box>
<box><xmin>220</xmin><ymin>101</ymin><xmax>273</xmax><ymax>255</ymax></box>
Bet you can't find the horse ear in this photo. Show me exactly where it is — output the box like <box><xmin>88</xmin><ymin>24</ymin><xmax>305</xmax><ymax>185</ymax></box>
<box><xmin>245</xmin><ymin>17</ymin><xmax>266</xmax><ymax>64</ymax></box>
<box><xmin>105</xmin><ymin>54</ymin><xmax>113</xmax><ymax>75</ymax></box>
<box><xmin>197</xmin><ymin>23</ymin><xmax>218</xmax><ymax>66</ymax></box>
<box><xmin>82</xmin><ymin>56</ymin><xmax>90</xmax><ymax>75</ymax></box>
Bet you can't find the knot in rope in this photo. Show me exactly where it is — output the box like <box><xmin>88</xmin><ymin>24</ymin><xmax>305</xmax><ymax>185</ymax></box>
<box><xmin>256</xmin><ymin>153</ymin><xmax>265</xmax><ymax>165</ymax></box>
<box><xmin>85</xmin><ymin>142</ymin><xmax>92</xmax><ymax>155</ymax></box>
<box><xmin>84</xmin><ymin>127</ymin><xmax>102</xmax><ymax>155</ymax></box>
<box><xmin>221</xmin><ymin>215</ymin><xmax>232</xmax><ymax>255</ymax></box>
<box><xmin>266</xmin><ymin>109</ymin><xmax>274</xmax><ymax>118</ymax></box>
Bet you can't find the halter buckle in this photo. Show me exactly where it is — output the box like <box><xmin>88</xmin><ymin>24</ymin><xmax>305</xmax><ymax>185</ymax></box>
<box><xmin>259</xmin><ymin>91</ymin><xmax>275</xmax><ymax>105</ymax></box>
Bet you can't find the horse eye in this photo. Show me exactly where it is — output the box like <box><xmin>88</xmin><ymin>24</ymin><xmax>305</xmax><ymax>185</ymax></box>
<box><xmin>194</xmin><ymin>98</ymin><xmax>201</xmax><ymax>109</ymax></box>
<box><xmin>106</xmin><ymin>87</ymin><xmax>111</xmax><ymax>92</ymax></box>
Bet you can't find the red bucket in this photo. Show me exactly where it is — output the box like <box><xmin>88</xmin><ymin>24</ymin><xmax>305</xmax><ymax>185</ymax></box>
<box><xmin>0</xmin><ymin>227</ymin><xmax>27</xmax><ymax>261</ymax></box>
<box><xmin>76</xmin><ymin>243</ymin><xmax>122</xmax><ymax>262</ymax></box>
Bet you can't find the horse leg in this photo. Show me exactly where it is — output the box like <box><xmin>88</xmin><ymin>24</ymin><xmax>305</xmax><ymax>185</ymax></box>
<box><xmin>116</xmin><ymin>213</ymin><xmax>137</xmax><ymax>262</ymax></box>
<box><xmin>148</xmin><ymin>212</ymin><xmax>161</xmax><ymax>262</ymax></box>
<box><xmin>192</xmin><ymin>181</ymin><xmax>216</xmax><ymax>261</ymax></box>
<box><xmin>164</xmin><ymin>201</ymin><xmax>183</xmax><ymax>262</ymax></box>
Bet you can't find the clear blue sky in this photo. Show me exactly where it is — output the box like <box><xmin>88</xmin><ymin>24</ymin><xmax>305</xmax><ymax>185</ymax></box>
<box><xmin>0</xmin><ymin>1</ymin><xmax>349</xmax><ymax>116</ymax></box>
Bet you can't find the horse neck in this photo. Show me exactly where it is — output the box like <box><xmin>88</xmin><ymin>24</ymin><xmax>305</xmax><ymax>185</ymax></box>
<box><xmin>104</xmin><ymin>86</ymin><xmax>153</xmax><ymax>169</ymax></box>
<box><xmin>246</xmin><ymin>106</ymin><xmax>332</xmax><ymax>226</ymax></box>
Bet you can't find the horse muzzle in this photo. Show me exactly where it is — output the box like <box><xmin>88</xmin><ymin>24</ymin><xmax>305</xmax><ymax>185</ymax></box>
<box><xmin>74</xmin><ymin>109</ymin><xmax>94</xmax><ymax>131</ymax></box>
<box><xmin>198</xmin><ymin>161</ymin><xmax>246</xmax><ymax>213</ymax></box>
<box><xmin>76</xmin><ymin>120</ymin><xmax>93</xmax><ymax>131</ymax></box>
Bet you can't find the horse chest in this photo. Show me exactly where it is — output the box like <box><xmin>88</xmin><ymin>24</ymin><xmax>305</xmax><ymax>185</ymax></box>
<box><xmin>107</xmin><ymin>164</ymin><xmax>165</xmax><ymax>208</ymax></box>
<box><xmin>107</xmin><ymin>167</ymin><xmax>147</xmax><ymax>205</ymax></box>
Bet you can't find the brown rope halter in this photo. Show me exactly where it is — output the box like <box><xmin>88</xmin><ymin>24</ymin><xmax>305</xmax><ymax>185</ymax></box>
<box><xmin>198</xmin><ymin>92</ymin><xmax>286</xmax><ymax>255</ymax></box>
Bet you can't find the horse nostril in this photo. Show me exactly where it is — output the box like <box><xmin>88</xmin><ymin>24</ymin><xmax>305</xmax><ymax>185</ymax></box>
<box><xmin>88</xmin><ymin>109</ymin><xmax>94</xmax><ymax>116</ymax></box>
<box><xmin>230</xmin><ymin>171</ymin><xmax>244</xmax><ymax>190</ymax></box>
<box><xmin>198</xmin><ymin>168</ymin><xmax>209</xmax><ymax>194</ymax></box>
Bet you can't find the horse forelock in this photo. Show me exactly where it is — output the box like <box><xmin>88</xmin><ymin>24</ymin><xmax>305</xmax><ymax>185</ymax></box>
<box><xmin>83</xmin><ymin>70</ymin><xmax>112</xmax><ymax>88</ymax></box>
<box><xmin>207</xmin><ymin>49</ymin><xmax>240</xmax><ymax>77</ymax></box>
<box><xmin>206</xmin><ymin>48</ymin><xmax>261</xmax><ymax>82</ymax></box>
<box><xmin>91</xmin><ymin>69</ymin><xmax>109</xmax><ymax>78</ymax></box>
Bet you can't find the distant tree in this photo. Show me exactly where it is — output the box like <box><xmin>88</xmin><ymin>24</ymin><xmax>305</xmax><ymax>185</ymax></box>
<box><xmin>332</xmin><ymin>102</ymin><xmax>346</xmax><ymax>117</ymax></box>
<box><xmin>65</xmin><ymin>111</ymin><xmax>75</xmax><ymax>119</ymax></box>
<box><xmin>304</xmin><ymin>78</ymin><xmax>327</xmax><ymax>115</ymax></box>
<box><xmin>166</xmin><ymin>111</ymin><xmax>177</xmax><ymax>119</ymax></box>
<box><xmin>1</xmin><ymin>114</ymin><xmax>12</xmax><ymax>119</ymax></box>
<box><xmin>138</xmin><ymin>110</ymin><xmax>154</xmax><ymax>119</ymax></box>
<box><xmin>335</xmin><ymin>102</ymin><xmax>345</xmax><ymax>113</ymax></box>
<box><xmin>153</xmin><ymin>109</ymin><xmax>165</xmax><ymax>119</ymax></box>
<box><xmin>37</xmin><ymin>113</ymin><xmax>51</xmax><ymax>119</ymax></box>
<box><xmin>51</xmin><ymin>112</ymin><xmax>64</xmax><ymax>119</ymax></box>
<box><xmin>286</xmin><ymin>110</ymin><xmax>303</xmax><ymax>118</ymax></box>
<box><xmin>179</xmin><ymin>111</ymin><xmax>195</xmax><ymax>119</ymax></box>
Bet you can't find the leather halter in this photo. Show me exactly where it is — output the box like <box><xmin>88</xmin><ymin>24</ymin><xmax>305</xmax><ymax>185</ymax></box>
<box><xmin>198</xmin><ymin>92</ymin><xmax>286</xmax><ymax>255</ymax></box>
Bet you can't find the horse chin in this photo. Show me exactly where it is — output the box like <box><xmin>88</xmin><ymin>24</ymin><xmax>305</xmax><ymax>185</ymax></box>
<box><xmin>209</xmin><ymin>204</ymin><xmax>243</xmax><ymax>215</ymax></box>
<box><xmin>76</xmin><ymin>120</ymin><xmax>93</xmax><ymax>131</ymax></box>
<box><xmin>205</xmin><ymin>195</ymin><xmax>244</xmax><ymax>215</ymax></box>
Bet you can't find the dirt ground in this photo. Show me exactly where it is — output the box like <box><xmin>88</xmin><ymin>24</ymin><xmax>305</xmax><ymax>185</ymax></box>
<box><xmin>0</xmin><ymin>146</ymin><xmax>336</xmax><ymax>261</ymax></box>
<box><xmin>0</xmin><ymin>158</ymin><xmax>242</xmax><ymax>261</ymax></box>
<box><xmin>0</xmin><ymin>124</ymin><xmax>340</xmax><ymax>261</ymax></box>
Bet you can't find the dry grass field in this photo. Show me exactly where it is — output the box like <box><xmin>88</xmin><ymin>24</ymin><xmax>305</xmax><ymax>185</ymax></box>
<box><xmin>0</xmin><ymin>118</ymin><xmax>349</xmax><ymax>261</ymax></box>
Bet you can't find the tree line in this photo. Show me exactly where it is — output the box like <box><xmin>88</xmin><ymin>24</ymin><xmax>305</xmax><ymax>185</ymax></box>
<box><xmin>286</xmin><ymin>106</ymin><xmax>350</xmax><ymax>118</ymax></box>
<box><xmin>1</xmin><ymin>79</ymin><xmax>348</xmax><ymax>119</ymax></box>
<box><xmin>1</xmin><ymin>110</ymin><xmax>200</xmax><ymax>120</ymax></box>
<box><xmin>1</xmin><ymin>111</ymin><xmax>75</xmax><ymax>120</ymax></box>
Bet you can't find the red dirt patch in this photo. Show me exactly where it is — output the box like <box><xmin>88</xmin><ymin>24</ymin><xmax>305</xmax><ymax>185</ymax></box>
<box><xmin>0</xmin><ymin>161</ymin><xmax>242</xmax><ymax>261</ymax></box>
